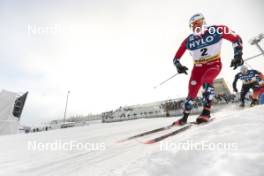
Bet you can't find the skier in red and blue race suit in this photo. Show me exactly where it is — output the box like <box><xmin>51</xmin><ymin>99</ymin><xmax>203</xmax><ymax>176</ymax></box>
<box><xmin>172</xmin><ymin>13</ymin><xmax>244</xmax><ymax>125</ymax></box>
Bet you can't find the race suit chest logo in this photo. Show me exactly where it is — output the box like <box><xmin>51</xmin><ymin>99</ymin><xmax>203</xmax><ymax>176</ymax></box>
<box><xmin>187</xmin><ymin>32</ymin><xmax>221</xmax><ymax>50</ymax></box>
<box><xmin>239</xmin><ymin>72</ymin><xmax>256</xmax><ymax>83</ymax></box>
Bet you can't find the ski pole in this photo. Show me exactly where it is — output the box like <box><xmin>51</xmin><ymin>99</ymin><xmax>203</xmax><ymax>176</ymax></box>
<box><xmin>244</xmin><ymin>52</ymin><xmax>264</xmax><ymax>62</ymax></box>
<box><xmin>153</xmin><ymin>73</ymin><xmax>179</xmax><ymax>89</ymax></box>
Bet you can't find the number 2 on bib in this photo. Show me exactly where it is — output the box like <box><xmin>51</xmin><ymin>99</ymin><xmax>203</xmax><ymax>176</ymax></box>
<box><xmin>200</xmin><ymin>48</ymin><xmax>208</xmax><ymax>56</ymax></box>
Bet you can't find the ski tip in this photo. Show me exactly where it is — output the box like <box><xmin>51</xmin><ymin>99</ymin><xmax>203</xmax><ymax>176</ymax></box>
<box><xmin>115</xmin><ymin>139</ymin><xmax>126</xmax><ymax>143</ymax></box>
<box><xmin>143</xmin><ymin>140</ymin><xmax>156</xmax><ymax>144</ymax></box>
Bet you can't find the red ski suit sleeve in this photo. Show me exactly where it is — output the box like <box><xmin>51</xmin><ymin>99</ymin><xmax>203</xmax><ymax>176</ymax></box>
<box><xmin>173</xmin><ymin>37</ymin><xmax>188</xmax><ymax>62</ymax></box>
<box><xmin>217</xmin><ymin>25</ymin><xmax>242</xmax><ymax>43</ymax></box>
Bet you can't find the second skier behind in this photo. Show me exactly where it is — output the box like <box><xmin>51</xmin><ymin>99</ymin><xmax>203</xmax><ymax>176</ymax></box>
<box><xmin>233</xmin><ymin>65</ymin><xmax>264</xmax><ymax>107</ymax></box>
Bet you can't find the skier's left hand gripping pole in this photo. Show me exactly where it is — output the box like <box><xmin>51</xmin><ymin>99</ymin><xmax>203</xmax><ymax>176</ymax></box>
<box><xmin>153</xmin><ymin>73</ymin><xmax>179</xmax><ymax>89</ymax></box>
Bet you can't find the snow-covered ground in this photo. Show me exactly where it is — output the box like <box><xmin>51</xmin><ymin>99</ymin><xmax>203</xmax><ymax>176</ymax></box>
<box><xmin>0</xmin><ymin>104</ymin><xmax>263</xmax><ymax>176</ymax></box>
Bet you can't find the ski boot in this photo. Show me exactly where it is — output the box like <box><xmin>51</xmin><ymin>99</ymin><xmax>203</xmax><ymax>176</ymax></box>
<box><xmin>239</xmin><ymin>102</ymin><xmax>245</xmax><ymax>107</ymax></box>
<box><xmin>172</xmin><ymin>112</ymin><xmax>189</xmax><ymax>126</ymax></box>
<box><xmin>250</xmin><ymin>99</ymin><xmax>258</xmax><ymax>107</ymax></box>
<box><xmin>172</xmin><ymin>98</ymin><xmax>193</xmax><ymax>126</ymax></box>
<box><xmin>196</xmin><ymin>108</ymin><xmax>211</xmax><ymax>124</ymax></box>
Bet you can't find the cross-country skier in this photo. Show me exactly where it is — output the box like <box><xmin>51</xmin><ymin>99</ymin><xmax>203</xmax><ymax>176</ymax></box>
<box><xmin>172</xmin><ymin>13</ymin><xmax>244</xmax><ymax>125</ymax></box>
<box><xmin>233</xmin><ymin>65</ymin><xmax>264</xmax><ymax>107</ymax></box>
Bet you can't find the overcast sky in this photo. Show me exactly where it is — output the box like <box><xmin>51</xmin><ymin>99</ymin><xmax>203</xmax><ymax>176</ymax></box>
<box><xmin>0</xmin><ymin>0</ymin><xmax>263</xmax><ymax>125</ymax></box>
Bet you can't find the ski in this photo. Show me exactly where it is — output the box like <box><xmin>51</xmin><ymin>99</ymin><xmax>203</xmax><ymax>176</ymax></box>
<box><xmin>143</xmin><ymin>118</ymin><xmax>215</xmax><ymax>144</ymax></box>
<box><xmin>116</xmin><ymin>124</ymin><xmax>176</xmax><ymax>143</ymax></box>
<box><xmin>143</xmin><ymin>125</ymin><xmax>192</xmax><ymax>144</ymax></box>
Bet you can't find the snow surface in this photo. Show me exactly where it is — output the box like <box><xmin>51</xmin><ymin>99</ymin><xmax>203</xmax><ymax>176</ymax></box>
<box><xmin>0</xmin><ymin>104</ymin><xmax>263</xmax><ymax>176</ymax></box>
